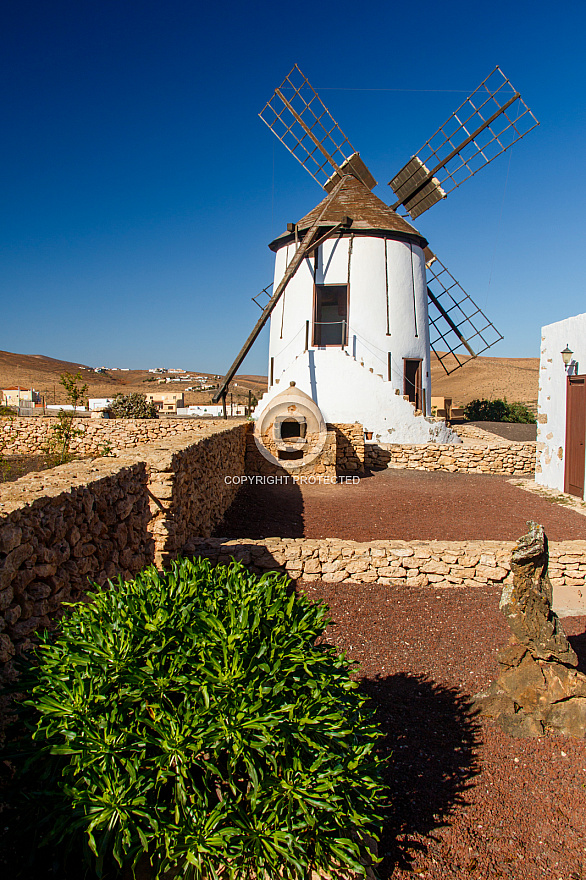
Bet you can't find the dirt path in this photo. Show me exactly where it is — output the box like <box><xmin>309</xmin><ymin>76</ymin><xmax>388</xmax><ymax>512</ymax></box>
<box><xmin>215</xmin><ymin>470</ymin><xmax>586</xmax><ymax>542</ymax></box>
<box><xmin>300</xmin><ymin>579</ymin><xmax>586</xmax><ymax>880</ymax></box>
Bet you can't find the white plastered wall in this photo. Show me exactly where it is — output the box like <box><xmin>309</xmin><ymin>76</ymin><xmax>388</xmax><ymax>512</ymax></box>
<box><xmin>268</xmin><ymin>234</ymin><xmax>431</xmax><ymax>410</ymax></box>
<box><xmin>256</xmin><ymin>348</ymin><xmax>458</xmax><ymax>444</ymax></box>
<box><xmin>536</xmin><ymin>312</ymin><xmax>586</xmax><ymax>495</ymax></box>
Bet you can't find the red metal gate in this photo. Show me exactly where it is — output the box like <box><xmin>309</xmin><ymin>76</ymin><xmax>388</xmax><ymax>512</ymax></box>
<box><xmin>564</xmin><ymin>375</ymin><xmax>586</xmax><ymax>498</ymax></box>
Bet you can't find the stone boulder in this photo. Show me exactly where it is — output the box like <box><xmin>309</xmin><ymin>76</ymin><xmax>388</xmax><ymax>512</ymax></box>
<box><xmin>476</xmin><ymin>521</ymin><xmax>586</xmax><ymax>738</ymax></box>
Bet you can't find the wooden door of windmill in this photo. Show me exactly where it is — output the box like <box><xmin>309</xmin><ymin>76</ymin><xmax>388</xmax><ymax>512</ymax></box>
<box><xmin>403</xmin><ymin>359</ymin><xmax>422</xmax><ymax>411</ymax></box>
<box><xmin>564</xmin><ymin>375</ymin><xmax>586</xmax><ymax>498</ymax></box>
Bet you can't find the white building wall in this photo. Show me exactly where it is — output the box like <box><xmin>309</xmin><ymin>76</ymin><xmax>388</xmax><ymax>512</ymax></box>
<box><xmin>347</xmin><ymin>237</ymin><xmax>388</xmax><ymax>377</ymax></box>
<box><xmin>269</xmin><ymin>244</ymin><xmax>317</xmax><ymax>382</ymax></box>
<box><xmin>385</xmin><ymin>239</ymin><xmax>430</xmax><ymax>403</ymax></box>
<box><xmin>536</xmin><ymin>312</ymin><xmax>586</xmax><ymax>494</ymax></box>
<box><xmin>315</xmin><ymin>235</ymin><xmax>349</xmax><ymax>285</ymax></box>
<box><xmin>268</xmin><ymin>234</ymin><xmax>431</xmax><ymax>412</ymax></box>
<box><xmin>256</xmin><ymin>349</ymin><xmax>457</xmax><ymax>444</ymax></box>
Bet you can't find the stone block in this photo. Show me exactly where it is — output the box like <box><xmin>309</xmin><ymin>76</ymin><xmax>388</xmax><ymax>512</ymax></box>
<box><xmin>546</xmin><ymin>697</ymin><xmax>586</xmax><ymax>738</ymax></box>
<box><xmin>398</xmin><ymin>557</ymin><xmax>420</xmax><ymax>571</ymax></box>
<box><xmin>0</xmin><ymin>632</ymin><xmax>15</xmax><ymax>663</ymax></box>
<box><xmin>420</xmin><ymin>560</ymin><xmax>450</xmax><ymax>575</ymax></box>
<box><xmin>303</xmin><ymin>558</ymin><xmax>322</xmax><ymax>575</ymax></box>
<box><xmin>377</xmin><ymin>566</ymin><xmax>407</xmax><ymax>578</ymax></box>
<box><xmin>322</xmin><ymin>571</ymin><xmax>347</xmax><ymax>583</ymax></box>
<box><xmin>345</xmin><ymin>558</ymin><xmax>371</xmax><ymax>574</ymax></box>
<box><xmin>476</xmin><ymin>564</ymin><xmax>508</xmax><ymax>581</ymax></box>
<box><xmin>322</xmin><ymin>560</ymin><xmax>343</xmax><ymax>574</ymax></box>
<box><xmin>406</xmin><ymin>574</ymin><xmax>428</xmax><ymax>587</ymax></box>
<box><xmin>0</xmin><ymin>524</ymin><xmax>22</xmax><ymax>554</ymax></box>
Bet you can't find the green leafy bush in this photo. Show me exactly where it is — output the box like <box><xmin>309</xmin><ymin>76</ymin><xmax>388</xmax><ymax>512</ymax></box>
<box><xmin>15</xmin><ymin>559</ymin><xmax>384</xmax><ymax>879</ymax></box>
<box><xmin>109</xmin><ymin>392</ymin><xmax>158</xmax><ymax>419</ymax></box>
<box><xmin>463</xmin><ymin>397</ymin><xmax>536</xmax><ymax>423</ymax></box>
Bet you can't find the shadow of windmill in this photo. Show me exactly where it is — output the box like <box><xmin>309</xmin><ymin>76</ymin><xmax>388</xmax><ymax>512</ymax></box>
<box><xmin>359</xmin><ymin>672</ymin><xmax>482</xmax><ymax>877</ymax></box>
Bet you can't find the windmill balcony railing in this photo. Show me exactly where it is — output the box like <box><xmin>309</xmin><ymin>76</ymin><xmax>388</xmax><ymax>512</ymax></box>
<box><xmin>312</xmin><ymin>319</ymin><xmax>347</xmax><ymax>348</ymax></box>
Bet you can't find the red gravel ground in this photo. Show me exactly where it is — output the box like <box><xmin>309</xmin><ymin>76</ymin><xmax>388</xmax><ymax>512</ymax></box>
<box><xmin>300</xmin><ymin>579</ymin><xmax>586</xmax><ymax>880</ymax></box>
<box><xmin>215</xmin><ymin>470</ymin><xmax>586</xmax><ymax>542</ymax></box>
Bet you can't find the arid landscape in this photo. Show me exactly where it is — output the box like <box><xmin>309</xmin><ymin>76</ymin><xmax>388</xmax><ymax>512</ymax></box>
<box><xmin>0</xmin><ymin>350</ymin><xmax>267</xmax><ymax>408</ymax></box>
<box><xmin>430</xmin><ymin>352</ymin><xmax>539</xmax><ymax>408</ymax></box>
<box><xmin>0</xmin><ymin>349</ymin><xmax>539</xmax><ymax>410</ymax></box>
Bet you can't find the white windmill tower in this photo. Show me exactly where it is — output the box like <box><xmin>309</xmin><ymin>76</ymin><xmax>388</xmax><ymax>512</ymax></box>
<box><xmin>214</xmin><ymin>66</ymin><xmax>538</xmax><ymax>443</ymax></box>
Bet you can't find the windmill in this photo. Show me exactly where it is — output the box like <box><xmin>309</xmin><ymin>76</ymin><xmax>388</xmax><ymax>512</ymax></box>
<box><xmin>213</xmin><ymin>65</ymin><xmax>538</xmax><ymax>440</ymax></box>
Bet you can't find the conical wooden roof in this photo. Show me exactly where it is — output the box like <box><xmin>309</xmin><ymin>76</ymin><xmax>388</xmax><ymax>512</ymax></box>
<box><xmin>269</xmin><ymin>176</ymin><xmax>427</xmax><ymax>252</ymax></box>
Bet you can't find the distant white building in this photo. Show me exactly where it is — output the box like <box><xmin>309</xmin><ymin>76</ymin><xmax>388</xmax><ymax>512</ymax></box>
<box><xmin>177</xmin><ymin>404</ymin><xmax>246</xmax><ymax>417</ymax></box>
<box><xmin>89</xmin><ymin>398</ymin><xmax>114</xmax><ymax>411</ymax></box>
<box><xmin>536</xmin><ymin>312</ymin><xmax>586</xmax><ymax>499</ymax></box>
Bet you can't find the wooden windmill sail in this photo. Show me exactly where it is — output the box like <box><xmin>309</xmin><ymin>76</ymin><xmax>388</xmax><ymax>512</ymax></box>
<box><xmin>214</xmin><ymin>65</ymin><xmax>538</xmax><ymax>404</ymax></box>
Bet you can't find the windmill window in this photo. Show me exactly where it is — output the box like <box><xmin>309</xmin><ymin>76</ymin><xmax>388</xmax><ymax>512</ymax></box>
<box><xmin>313</xmin><ymin>285</ymin><xmax>348</xmax><ymax>347</ymax></box>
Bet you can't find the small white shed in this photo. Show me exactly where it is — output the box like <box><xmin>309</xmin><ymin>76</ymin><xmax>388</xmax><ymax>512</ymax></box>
<box><xmin>536</xmin><ymin>312</ymin><xmax>586</xmax><ymax>499</ymax></box>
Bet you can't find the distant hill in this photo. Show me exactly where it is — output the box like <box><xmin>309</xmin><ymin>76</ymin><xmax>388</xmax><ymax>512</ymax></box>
<box><xmin>0</xmin><ymin>349</ymin><xmax>538</xmax><ymax>409</ymax></box>
<box><xmin>0</xmin><ymin>350</ymin><xmax>267</xmax><ymax>406</ymax></box>
<box><xmin>430</xmin><ymin>352</ymin><xmax>539</xmax><ymax>407</ymax></box>
<box><xmin>0</xmin><ymin>350</ymin><xmax>114</xmax><ymax>403</ymax></box>
<box><xmin>0</xmin><ymin>349</ymin><xmax>99</xmax><ymax>379</ymax></box>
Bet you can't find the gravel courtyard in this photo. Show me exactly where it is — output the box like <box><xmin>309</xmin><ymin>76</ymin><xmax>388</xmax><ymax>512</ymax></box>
<box><xmin>215</xmin><ymin>469</ymin><xmax>586</xmax><ymax>542</ymax></box>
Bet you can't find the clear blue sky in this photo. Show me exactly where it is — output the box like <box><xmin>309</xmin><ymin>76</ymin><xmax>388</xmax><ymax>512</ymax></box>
<box><xmin>1</xmin><ymin>0</ymin><xmax>584</xmax><ymax>375</ymax></box>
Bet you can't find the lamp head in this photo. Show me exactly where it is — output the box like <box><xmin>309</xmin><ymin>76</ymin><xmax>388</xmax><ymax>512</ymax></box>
<box><xmin>561</xmin><ymin>344</ymin><xmax>573</xmax><ymax>367</ymax></box>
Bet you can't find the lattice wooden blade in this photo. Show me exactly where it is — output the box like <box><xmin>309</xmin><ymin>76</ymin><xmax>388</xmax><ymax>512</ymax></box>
<box><xmin>390</xmin><ymin>67</ymin><xmax>539</xmax><ymax>219</ymax></box>
<box><xmin>259</xmin><ymin>64</ymin><xmax>376</xmax><ymax>190</ymax></box>
<box><xmin>252</xmin><ymin>284</ymin><xmax>273</xmax><ymax>309</ymax></box>
<box><xmin>426</xmin><ymin>250</ymin><xmax>503</xmax><ymax>375</ymax></box>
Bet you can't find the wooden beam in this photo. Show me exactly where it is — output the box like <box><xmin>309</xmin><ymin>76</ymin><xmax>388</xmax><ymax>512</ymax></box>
<box><xmin>305</xmin><ymin>218</ymin><xmax>351</xmax><ymax>255</ymax></box>
<box><xmin>213</xmin><ymin>176</ymin><xmax>349</xmax><ymax>403</ymax></box>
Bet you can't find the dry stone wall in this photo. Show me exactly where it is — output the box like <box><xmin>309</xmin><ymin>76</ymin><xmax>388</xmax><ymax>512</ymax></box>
<box><xmin>333</xmin><ymin>422</ymin><xmax>535</xmax><ymax>477</ymax></box>
<box><xmin>0</xmin><ymin>423</ymin><xmax>248</xmax><ymax>670</ymax></box>
<box><xmin>1</xmin><ymin>416</ymin><xmax>240</xmax><ymax>456</ymax></box>
<box><xmin>2</xmin><ymin>417</ymin><xmax>536</xmax><ymax>476</ymax></box>
<box><xmin>367</xmin><ymin>441</ymin><xmax>536</xmax><ymax>476</ymax></box>
<box><xmin>331</xmin><ymin>424</ymin><xmax>365</xmax><ymax>473</ymax></box>
<box><xmin>149</xmin><ymin>425</ymin><xmax>248</xmax><ymax>567</ymax></box>
<box><xmin>0</xmin><ymin>413</ymin><xmax>558</xmax><ymax>676</ymax></box>
<box><xmin>0</xmin><ymin>458</ymin><xmax>152</xmax><ymax>665</ymax></box>
<box><xmin>185</xmin><ymin>537</ymin><xmax>586</xmax><ymax>593</ymax></box>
